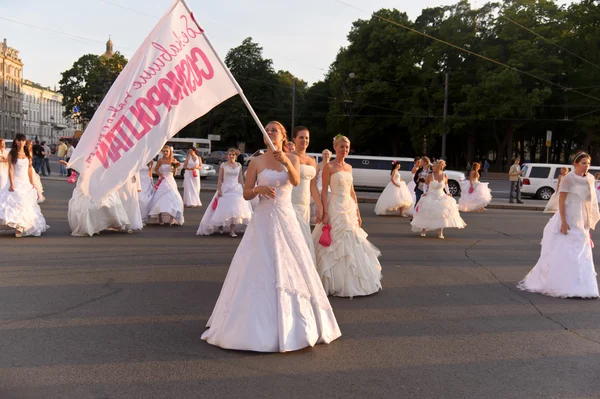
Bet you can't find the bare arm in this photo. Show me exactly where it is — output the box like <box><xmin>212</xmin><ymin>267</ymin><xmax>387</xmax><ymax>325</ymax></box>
<box><xmin>309</xmin><ymin>158</ymin><xmax>323</xmax><ymax>222</ymax></box>
<box><xmin>281</xmin><ymin>153</ymin><xmax>300</xmax><ymax>186</ymax></box>
<box><xmin>28</xmin><ymin>158</ymin><xmax>34</xmax><ymax>186</ymax></box>
<box><xmin>154</xmin><ymin>160</ymin><xmax>161</xmax><ymax>174</ymax></box>
<box><xmin>391</xmin><ymin>170</ymin><xmax>401</xmax><ymax>187</ymax></box>
<box><xmin>559</xmin><ymin>192</ymin><xmax>569</xmax><ymax>234</ymax></box>
<box><xmin>216</xmin><ymin>166</ymin><xmax>224</xmax><ymax>196</ymax></box>
<box><xmin>243</xmin><ymin>159</ymin><xmax>275</xmax><ymax>200</ymax></box>
<box><xmin>183</xmin><ymin>155</ymin><xmax>190</xmax><ymax>170</ymax></box>
<box><xmin>8</xmin><ymin>155</ymin><xmax>14</xmax><ymax>191</ymax></box>
<box><xmin>238</xmin><ymin>163</ymin><xmax>244</xmax><ymax>185</ymax></box>
<box><xmin>321</xmin><ymin>163</ymin><xmax>332</xmax><ymax>224</ymax></box>
<box><xmin>196</xmin><ymin>157</ymin><xmax>202</xmax><ymax>170</ymax></box>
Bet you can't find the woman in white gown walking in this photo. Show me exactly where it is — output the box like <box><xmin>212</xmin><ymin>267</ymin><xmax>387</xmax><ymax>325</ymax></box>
<box><xmin>147</xmin><ymin>146</ymin><xmax>184</xmax><ymax>226</ymax></box>
<box><xmin>313</xmin><ymin>135</ymin><xmax>383</xmax><ymax>298</ymax></box>
<box><xmin>411</xmin><ymin>160</ymin><xmax>467</xmax><ymax>239</ymax></box>
<box><xmin>291</xmin><ymin>126</ymin><xmax>322</xmax><ymax>262</ymax></box>
<box><xmin>183</xmin><ymin>148</ymin><xmax>202</xmax><ymax>207</ymax></box>
<box><xmin>518</xmin><ymin>152</ymin><xmax>600</xmax><ymax>298</ymax></box>
<box><xmin>458</xmin><ymin>162</ymin><xmax>492</xmax><ymax>212</ymax></box>
<box><xmin>0</xmin><ymin>134</ymin><xmax>48</xmax><ymax>237</ymax></box>
<box><xmin>0</xmin><ymin>139</ymin><xmax>9</xmax><ymax>191</ymax></box>
<box><xmin>374</xmin><ymin>161</ymin><xmax>413</xmax><ymax>216</ymax></box>
<box><xmin>202</xmin><ymin>121</ymin><xmax>341</xmax><ymax>352</ymax></box>
<box><xmin>197</xmin><ymin>149</ymin><xmax>252</xmax><ymax>237</ymax></box>
<box><xmin>62</xmin><ymin>161</ymin><xmax>132</xmax><ymax>237</ymax></box>
<box><xmin>405</xmin><ymin>157</ymin><xmax>421</xmax><ymax>217</ymax></box>
<box><xmin>118</xmin><ymin>173</ymin><xmax>143</xmax><ymax>231</ymax></box>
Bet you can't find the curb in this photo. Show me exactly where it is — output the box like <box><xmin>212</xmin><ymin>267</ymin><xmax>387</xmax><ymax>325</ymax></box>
<box><xmin>357</xmin><ymin>196</ymin><xmax>544</xmax><ymax>211</ymax></box>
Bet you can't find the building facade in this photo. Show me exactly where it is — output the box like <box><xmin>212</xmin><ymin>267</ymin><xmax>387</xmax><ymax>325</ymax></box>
<box><xmin>0</xmin><ymin>38</ymin><xmax>24</xmax><ymax>139</ymax></box>
<box><xmin>22</xmin><ymin>80</ymin><xmax>75</xmax><ymax>143</ymax></box>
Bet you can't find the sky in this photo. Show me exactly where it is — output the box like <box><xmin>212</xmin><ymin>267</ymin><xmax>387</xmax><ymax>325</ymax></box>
<box><xmin>0</xmin><ymin>0</ymin><xmax>482</xmax><ymax>89</ymax></box>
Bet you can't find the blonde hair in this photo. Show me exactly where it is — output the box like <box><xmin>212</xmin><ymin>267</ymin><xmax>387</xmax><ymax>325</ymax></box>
<box><xmin>421</xmin><ymin>156</ymin><xmax>431</xmax><ymax>165</ymax></box>
<box><xmin>595</xmin><ymin>172</ymin><xmax>600</xmax><ymax>180</ymax></box>
<box><xmin>162</xmin><ymin>145</ymin><xmax>173</xmax><ymax>161</ymax></box>
<box><xmin>322</xmin><ymin>149</ymin><xmax>332</xmax><ymax>158</ymax></box>
<box><xmin>435</xmin><ymin>159</ymin><xmax>447</xmax><ymax>170</ymax></box>
<box><xmin>227</xmin><ymin>148</ymin><xmax>238</xmax><ymax>155</ymax></box>
<box><xmin>266</xmin><ymin>121</ymin><xmax>288</xmax><ymax>150</ymax></box>
<box><xmin>333</xmin><ymin>135</ymin><xmax>350</xmax><ymax>147</ymax></box>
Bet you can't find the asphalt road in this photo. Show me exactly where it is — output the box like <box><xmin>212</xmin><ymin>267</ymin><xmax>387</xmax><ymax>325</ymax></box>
<box><xmin>1</xmin><ymin>180</ymin><xmax>598</xmax><ymax>398</ymax></box>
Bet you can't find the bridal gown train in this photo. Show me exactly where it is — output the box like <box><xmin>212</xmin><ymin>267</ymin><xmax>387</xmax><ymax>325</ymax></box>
<box><xmin>313</xmin><ymin>171</ymin><xmax>383</xmax><ymax>297</ymax></box>
<box><xmin>202</xmin><ymin>168</ymin><xmax>341</xmax><ymax>352</ymax></box>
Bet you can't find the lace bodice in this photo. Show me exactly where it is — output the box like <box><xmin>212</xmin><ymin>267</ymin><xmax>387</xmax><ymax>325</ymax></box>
<box><xmin>560</xmin><ymin>172</ymin><xmax>600</xmax><ymax>229</ymax></box>
<box><xmin>426</xmin><ymin>177</ymin><xmax>448</xmax><ymax>199</ymax></box>
<box><xmin>157</xmin><ymin>163</ymin><xmax>173</xmax><ymax>177</ymax></box>
<box><xmin>392</xmin><ymin>172</ymin><xmax>401</xmax><ymax>184</ymax></box>
<box><xmin>330</xmin><ymin>171</ymin><xmax>353</xmax><ymax>197</ymax></box>
<box><xmin>291</xmin><ymin>164</ymin><xmax>316</xmax><ymax>207</ymax></box>
<box><xmin>257</xmin><ymin>168</ymin><xmax>292</xmax><ymax>206</ymax></box>
<box><xmin>221</xmin><ymin>162</ymin><xmax>241</xmax><ymax>187</ymax></box>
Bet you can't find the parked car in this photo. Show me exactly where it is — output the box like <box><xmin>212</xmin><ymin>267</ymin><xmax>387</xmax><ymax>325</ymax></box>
<box><xmin>246</xmin><ymin>150</ymin><xmax>466</xmax><ymax>195</ymax></box>
<box><xmin>244</xmin><ymin>150</ymin><xmax>265</xmax><ymax>166</ymax></box>
<box><xmin>204</xmin><ymin>151</ymin><xmax>228</xmax><ymax>164</ymax></box>
<box><xmin>180</xmin><ymin>163</ymin><xmax>216</xmax><ymax>179</ymax></box>
<box><xmin>518</xmin><ymin>162</ymin><xmax>600</xmax><ymax>200</ymax></box>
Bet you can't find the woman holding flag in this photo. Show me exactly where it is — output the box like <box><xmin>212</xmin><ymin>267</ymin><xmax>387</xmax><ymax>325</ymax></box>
<box><xmin>201</xmin><ymin>121</ymin><xmax>341</xmax><ymax>352</ymax></box>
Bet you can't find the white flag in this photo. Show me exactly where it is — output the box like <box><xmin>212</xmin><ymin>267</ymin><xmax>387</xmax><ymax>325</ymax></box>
<box><xmin>68</xmin><ymin>0</ymin><xmax>238</xmax><ymax>201</ymax></box>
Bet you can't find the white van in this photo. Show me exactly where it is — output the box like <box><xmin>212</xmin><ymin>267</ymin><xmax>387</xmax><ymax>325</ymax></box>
<box><xmin>521</xmin><ymin>162</ymin><xmax>600</xmax><ymax>200</ymax></box>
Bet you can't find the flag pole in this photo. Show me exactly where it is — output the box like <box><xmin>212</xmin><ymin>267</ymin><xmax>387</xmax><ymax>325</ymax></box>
<box><xmin>180</xmin><ymin>0</ymin><xmax>275</xmax><ymax>151</ymax></box>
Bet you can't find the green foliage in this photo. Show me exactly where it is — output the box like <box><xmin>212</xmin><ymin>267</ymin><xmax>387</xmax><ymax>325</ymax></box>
<box><xmin>58</xmin><ymin>53</ymin><xmax>127</xmax><ymax>125</ymax></box>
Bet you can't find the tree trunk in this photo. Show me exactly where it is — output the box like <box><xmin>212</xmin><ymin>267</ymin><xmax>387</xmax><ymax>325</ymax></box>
<box><xmin>504</xmin><ymin>122</ymin><xmax>514</xmax><ymax>172</ymax></box>
<box><xmin>519</xmin><ymin>135</ymin><xmax>525</xmax><ymax>162</ymax></box>
<box><xmin>530</xmin><ymin>135</ymin><xmax>538</xmax><ymax>163</ymax></box>
<box><xmin>583</xmin><ymin>128</ymin><xmax>594</xmax><ymax>153</ymax></box>
<box><xmin>467</xmin><ymin>129</ymin><xmax>475</xmax><ymax>164</ymax></box>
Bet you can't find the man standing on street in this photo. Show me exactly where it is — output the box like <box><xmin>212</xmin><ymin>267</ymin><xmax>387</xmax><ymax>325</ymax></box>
<box><xmin>32</xmin><ymin>140</ymin><xmax>45</xmax><ymax>175</ymax></box>
<box><xmin>509</xmin><ymin>157</ymin><xmax>524</xmax><ymax>204</ymax></box>
<box><xmin>483</xmin><ymin>159</ymin><xmax>489</xmax><ymax>179</ymax></box>
<box><xmin>57</xmin><ymin>140</ymin><xmax>68</xmax><ymax>176</ymax></box>
<box><xmin>41</xmin><ymin>141</ymin><xmax>51</xmax><ymax>176</ymax></box>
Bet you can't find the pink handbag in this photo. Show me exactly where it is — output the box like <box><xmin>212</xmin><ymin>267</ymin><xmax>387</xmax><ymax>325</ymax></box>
<box><xmin>154</xmin><ymin>178</ymin><xmax>163</xmax><ymax>190</ymax></box>
<box><xmin>67</xmin><ymin>171</ymin><xmax>77</xmax><ymax>184</ymax></box>
<box><xmin>192</xmin><ymin>170</ymin><xmax>198</xmax><ymax>178</ymax></box>
<box><xmin>319</xmin><ymin>224</ymin><xmax>332</xmax><ymax>247</ymax></box>
<box><xmin>468</xmin><ymin>187</ymin><xmax>474</xmax><ymax>194</ymax></box>
<box><xmin>211</xmin><ymin>197</ymin><xmax>219</xmax><ymax>210</ymax></box>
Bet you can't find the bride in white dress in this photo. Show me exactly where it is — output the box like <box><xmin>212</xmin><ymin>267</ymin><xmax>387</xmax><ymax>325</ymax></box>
<box><xmin>118</xmin><ymin>173</ymin><xmax>143</xmax><ymax>231</ymax></box>
<box><xmin>0</xmin><ymin>139</ymin><xmax>10</xmax><ymax>191</ymax></box>
<box><xmin>410</xmin><ymin>160</ymin><xmax>466</xmax><ymax>239</ymax></box>
<box><xmin>313</xmin><ymin>135</ymin><xmax>383</xmax><ymax>298</ymax></box>
<box><xmin>60</xmin><ymin>160</ymin><xmax>131</xmax><ymax>236</ymax></box>
<box><xmin>544</xmin><ymin>167</ymin><xmax>568</xmax><ymax>214</ymax></box>
<box><xmin>138</xmin><ymin>160</ymin><xmax>154</xmax><ymax>223</ymax></box>
<box><xmin>197</xmin><ymin>149</ymin><xmax>252</xmax><ymax>237</ymax></box>
<box><xmin>147</xmin><ymin>146</ymin><xmax>184</xmax><ymax>226</ymax></box>
<box><xmin>0</xmin><ymin>134</ymin><xmax>48</xmax><ymax>237</ymax></box>
<box><xmin>183</xmin><ymin>148</ymin><xmax>202</xmax><ymax>207</ymax></box>
<box><xmin>405</xmin><ymin>157</ymin><xmax>421</xmax><ymax>217</ymax></box>
<box><xmin>518</xmin><ymin>152</ymin><xmax>600</xmax><ymax>298</ymax></box>
<box><xmin>291</xmin><ymin>126</ymin><xmax>322</xmax><ymax>262</ymax></box>
<box><xmin>458</xmin><ymin>162</ymin><xmax>492</xmax><ymax>212</ymax></box>
<box><xmin>374</xmin><ymin>161</ymin><xmax>413</xmax><ymax>216</ymax></box>
<box><xmin>202</xmin><ymin>121</ymin><xmax>341</xmax><ymax>352</ymax></box>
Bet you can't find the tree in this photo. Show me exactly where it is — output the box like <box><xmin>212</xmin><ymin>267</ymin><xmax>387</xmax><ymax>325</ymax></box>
<box><xmin>58</xmin><ymin>53</ymin><xmax>127</xmax><ymax>126</ymax></box>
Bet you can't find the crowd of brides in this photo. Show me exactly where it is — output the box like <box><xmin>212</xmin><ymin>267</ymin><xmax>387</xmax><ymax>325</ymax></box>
<box><xmin>0</xmin><ymin>122</ymin><xmax>598</xmax><ymax>352</ymax></box>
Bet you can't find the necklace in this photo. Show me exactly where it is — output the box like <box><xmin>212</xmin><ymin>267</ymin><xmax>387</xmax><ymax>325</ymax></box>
<box><xmin>294</xmin><ymin>151</ymin><xmax>308</xmax><ymax>159</ymax></box>
<box><xmin>334</xmin><ymin>159</ymin><xmax>346</xmax><ymax>168</ymax></box>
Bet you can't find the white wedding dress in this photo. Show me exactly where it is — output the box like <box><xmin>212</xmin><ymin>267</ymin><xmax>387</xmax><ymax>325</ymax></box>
<box><xmin>147</xmin><ymin>164</ymin><xmax>184</xmax><ymax>225</ymax></box>
<box><xmin>202</xmin><ymin>168</ymin><xmax>342</xmax><ymax>352</ymax></box>
<box><xmin>310</xmin><ymin>167</ymin><xmax>330</xmax><ymax>224</ymax></box>
<box><xmin>183</xmin><ymin>156</ymin><xmax>202</xmax><ymax>207</ymax></box>
<box><xmin>292</xmin><ymin>164</ymin><xmax>317</xmax><ymax>262</ymax></box>
<box><xmin>411</xmin><ymin>177</ymin><xmax>467</xmax><ymax>232</ymax></box>
<box><xmin>118</xmin><ymin>173</ymin><xmax>143</xmax><ymax>231</ymax></box>
<box><xmin>197</xmin><ymin>162</ymin><xmax>251</xmax><ymax>235</ymax></box>
<box><xmin>0</xmin><ymin>149</ymin><xmax>8</xmax><ymax>191</ymax></box>
<box><xmin>458</xmin><ymin>179</ymin><xmax>492</xmax><ymax>212</ymax></box>
<box><xmin>313</xmin><ymin>171</ymin><xmax>383</xmax><ymax>297</ymax></box>
<box><xmin>374</xmin><ymin>172</ymin><xmax>413</xmax><ymax>215</ymax></box>
<box><xmin>518</xmin><ymin>172</ymin><xmax>600</xmax><ymax>298</ymax></box>
<box><xmin>0</xmin><ymin>158</ymin><xmax>48</xmax><ymax>236</ymax></box>
<box><xmin>138</xmin><ymin>164</ymin><xmax>154</xmax><ymax>223</ymax></box>
<box><xmin>69</xmin><ymin>180</ymin><xmax>131</xmax><ymax>237</ymax></box>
